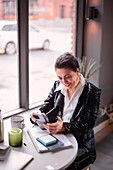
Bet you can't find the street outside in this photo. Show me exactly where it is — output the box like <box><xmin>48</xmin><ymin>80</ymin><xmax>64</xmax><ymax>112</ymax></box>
<box><xmin>0</xmin><ymin>30</ymin><xmax>72</xmax><ymax>113</ymax></box>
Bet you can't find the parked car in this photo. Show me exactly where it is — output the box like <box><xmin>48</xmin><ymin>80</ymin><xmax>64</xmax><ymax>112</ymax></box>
<box><xmin>0</xmin><ymin>20</ymin><xmax>50</xmax><ymax>55</ymax></box>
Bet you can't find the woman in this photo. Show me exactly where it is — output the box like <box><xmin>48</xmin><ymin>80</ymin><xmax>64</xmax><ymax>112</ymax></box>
<box><xmin>30</xmin><ymin>52</ymin><xmax>101</xmax><ymax>169</ymax></box>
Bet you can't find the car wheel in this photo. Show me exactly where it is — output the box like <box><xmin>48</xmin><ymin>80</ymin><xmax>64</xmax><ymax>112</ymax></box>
<box><xmin>5</xmin><ymin>42</ymin><xmax>16</xmax><ymax>55</ymax></box>
<box><xmin>43</xmin><ymin>40</ymin><xmax>50</xmax><ymax>50</ymax></box>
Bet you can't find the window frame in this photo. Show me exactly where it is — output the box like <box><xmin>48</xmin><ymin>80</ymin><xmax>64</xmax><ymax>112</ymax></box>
<box><xmin>75</xmin><ymin>0</ymin><xmax>85</xmax><ymax>58</ymax></box>
<box><xmin>17</xmin><ymin>0</ymin><xmax>29</xmax><ymax>110</ymax></box>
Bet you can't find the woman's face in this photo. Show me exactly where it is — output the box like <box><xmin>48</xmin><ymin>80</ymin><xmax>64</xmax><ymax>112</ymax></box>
<box><xmin>56</xmin><ymin>68</ymin><xmax>79</xmax><ymax>90</ymax></box>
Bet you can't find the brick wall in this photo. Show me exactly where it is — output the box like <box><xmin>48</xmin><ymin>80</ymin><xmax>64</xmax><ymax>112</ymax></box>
<box><xmin>0</xmin><ymin>0</ymin><xmax>73</xmax><ymax>20</ymax></box>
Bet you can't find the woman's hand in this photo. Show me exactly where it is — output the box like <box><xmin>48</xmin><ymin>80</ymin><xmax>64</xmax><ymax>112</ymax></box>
<box><xmin>30</xmin><ymin>112</ymin><xmax>36</xmax><ymax>123</ymax></box>
<box><xmin>43</xmin><ymin>116</ymin><xmax>65</xmax><ymax>134</ymax></box>
<box><xmin>30</xmin><ymin>110</ymin><xmax>42</xmax><ymax>123</ymax></box>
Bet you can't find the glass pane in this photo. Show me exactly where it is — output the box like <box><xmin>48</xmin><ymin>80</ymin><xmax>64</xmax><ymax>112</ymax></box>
<box><xmin>29</xmin><ymin>0</ymin><xmax>75</xmax><ymax>105</ymax></box>
<box><xmin>0</xmin><ymin>1</ymin><xmax>19</xmax><ymax>113</ymax></box>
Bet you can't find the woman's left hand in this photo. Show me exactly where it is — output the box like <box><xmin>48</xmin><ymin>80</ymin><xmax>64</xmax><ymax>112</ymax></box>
<box><xmin>43</xmin><ymin>116</ymin><xmax>65</xmax><ymax>134</ymax></box>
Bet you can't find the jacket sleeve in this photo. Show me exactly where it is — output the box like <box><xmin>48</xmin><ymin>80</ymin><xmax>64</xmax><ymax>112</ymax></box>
<box><xmin>63</xmin><ymin>87</ymin><xmax>101</xmax><ymax>138</ymax></box>
<box><xmin>39</xmin><ymin>81</ymin><xmax>60</xmax><ymax>113</ymax></box>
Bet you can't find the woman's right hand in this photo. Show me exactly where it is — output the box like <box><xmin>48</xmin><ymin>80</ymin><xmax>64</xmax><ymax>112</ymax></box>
<box><xmin>30</xmin><ymin>109</ymin><xmax>41</xmax><ymax>123</ymax></box>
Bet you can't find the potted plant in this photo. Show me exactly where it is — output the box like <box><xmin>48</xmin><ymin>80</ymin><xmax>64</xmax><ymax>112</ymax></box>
<box><xmin>78</xmin><ymin>56</ymin><xmax>101</xmax><ymax>81</ymax></box>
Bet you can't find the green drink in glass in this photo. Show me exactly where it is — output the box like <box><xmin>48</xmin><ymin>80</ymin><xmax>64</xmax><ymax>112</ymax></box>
<box><xmin>9</xmin><ymin>128</ymin><xmax>23</xmax><ymax>147</ymax></box>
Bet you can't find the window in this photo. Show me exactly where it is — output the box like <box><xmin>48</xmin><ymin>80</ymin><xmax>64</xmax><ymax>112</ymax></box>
<box><xmin>0</xmin><ymin>1</ymin><xmax>18</xmax><ymax>113</ymax></box>
<box><xmin>2</xmin><ymin>24</ymin><xmax>17</xmax><ymax>31</ymax></box>
<box><xmin>70</xmin><ymin>6</ymin><xmax>73</xmax><ymax>18</ymax></box>
<box><xmin>3</xmin><ymin>1</ymin><xmax>16</xmax><ymax>17</ymax></box>
<box><xmin>41</xmin><ymin>6</ymin><xmax>46</xmax><ymax>12</ymax></box>
<box><xmin>29</xmin><ymin>0</ymin><xmax>38</xmax><ymax>16</ymax></box>
<box><xmin>29</xmin><ymin>0</ymin><xmax>74</xmax><ymax>106</ymax></box>
<box><xmin>0</xmin><ymin>0</ymin><xmax>76</xmax><ymax>116</ymax></box>
<box><xmin>29</xmin><ymin>25</ymin><xmax>39</xmax><ymax>32</ymax></box>
<box><xmin>60</xmin><ymin>5</ymin><xmax>65</xmax><ymax>18</ymax></box>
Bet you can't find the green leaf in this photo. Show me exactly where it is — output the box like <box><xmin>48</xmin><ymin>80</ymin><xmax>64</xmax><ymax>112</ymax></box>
<box><xmin>78</xmin><ymin>56</ymin><xmax>102</xmax><ymax>79</ymax></box>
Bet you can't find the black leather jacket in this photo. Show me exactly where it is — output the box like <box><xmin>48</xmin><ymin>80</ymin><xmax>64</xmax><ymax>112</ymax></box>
<box><xmin>38</xmin><ymin>80</ymin><xmax>101</xmax><ymax>169</ymax></box>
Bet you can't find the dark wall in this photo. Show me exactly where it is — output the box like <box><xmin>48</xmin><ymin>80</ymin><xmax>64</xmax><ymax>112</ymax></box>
<box><xmin>83</xmin><ymin>0</ymin><xmax>103</xmax><ymax>88</ymax></box>
<box><xmin>99</xmin><ymin>0</ymin><xmax>113</xmax><ymax>107</ymax></box>
<box><xmin>83</xmin><ymin>0</ymin><xmax>113</xmax><ymax>108</ymax></box>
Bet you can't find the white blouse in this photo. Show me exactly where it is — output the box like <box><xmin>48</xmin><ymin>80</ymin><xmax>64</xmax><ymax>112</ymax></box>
<box><xmin>55</xmin><ymin>74</ymin><xmax>85</xmax><ymax>122</ymax></box>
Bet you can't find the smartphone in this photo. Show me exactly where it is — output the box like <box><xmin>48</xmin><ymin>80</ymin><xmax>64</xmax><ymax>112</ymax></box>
<box><xmin>33</xmin><ymin>112</ymin><xmax>49</xmax><ymax>130</ymax></box>
<box><xmin>33</xmin><ymin>107</ymin><xmax>58</xmax><ymax>129</ymax></box>
<box><xmin>46</xmin><ymin>107</ymin><xmax>58</xmax><ymax>123</ymax></box>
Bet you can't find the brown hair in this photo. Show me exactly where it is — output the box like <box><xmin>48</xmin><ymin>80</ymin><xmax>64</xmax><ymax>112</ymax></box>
<box><xmin>55</xmin><ymin>52</ymin><xmax>79</xmax><ymax>72</ymax></box>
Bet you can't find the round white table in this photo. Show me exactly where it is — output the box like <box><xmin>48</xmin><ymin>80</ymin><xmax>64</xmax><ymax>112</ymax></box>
<box><xmin>25</xmin><ymin>131</ymin><xmax>78</xmax><ymax>170</ymax></box>
<box><xmin>0</xmin><ymin>112</ymin><xmax>78</xmax><ymax>170</ymax></box>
